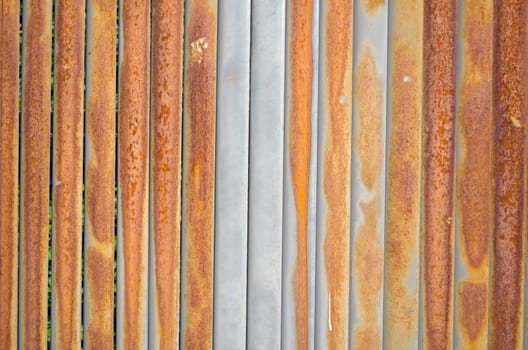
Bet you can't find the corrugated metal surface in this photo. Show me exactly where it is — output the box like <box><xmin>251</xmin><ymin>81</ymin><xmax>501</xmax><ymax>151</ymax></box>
<box><xmin>2</xmin><ymin>1</ymin><xmax>528</xmax><ymax>349</ymax></box>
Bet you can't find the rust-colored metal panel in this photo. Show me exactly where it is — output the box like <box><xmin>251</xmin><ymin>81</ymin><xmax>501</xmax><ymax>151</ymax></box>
<box><xmin>0</xmin><ymin>1</ymin><xmax>19</xmax><ymax>348</ymax></box>
<box><xmin>454</xmin><ymin>1</ymin><xmax>492</xmax><ymax>349</ymax></box>
<box><xmin>490</xmin><ymin>1</ymin><xmax>527</xmax><ymax>349</ymax></box>
<box><xmin>422</xmin><ymin>1</ymin><xmax>457</xmax><ymax>349</ymax></box>
<box><xmin>384</xmin><ymin>1</ymin><xmax>423</xmax><ymax>349</ymax></box>
<box><xmin>315</xmin><ymin>0</ymin><xmax>353</xmax><ymax>348</ymax></box>
<box><xmin>180</xmin><ymin>0</ymin><xmax>217</xmax><ymax>348</ymax></box>
<box><xmin>19</xmin><ymin>1</ymin><xmax>53</xmax><ymax>348</ymax></box>
<box><xmin>51</xmin><ymin>0</ymin><xmax>85</xmax><ymax>348</ymax></box>
<box><xmin>117</xmin><ymin>0</ymin><xmax>150</xmax><ymax>348</ymax></box>
<box><xmin>149</xmin><ymin>0</ymin><xmax>184</xmax><ymax>348</ymax></box>
<box><xmin>83</xmin><ymin>0</ymin><xmax>117</xmax><ymax>348</ymax></box>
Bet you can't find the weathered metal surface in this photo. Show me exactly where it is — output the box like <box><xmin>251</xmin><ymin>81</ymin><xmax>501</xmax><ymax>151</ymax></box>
<box><xmin>117</xmin><ymin>0</ymin><xmax>150</xmax><ymax>348</ymax></box>
<box><xmin>213</xmin><ymin>0</ymin><xmax>250</xmax><ymax>348</ymax></box>
<box><xmin>454</xmin><ymin>1</ymin><xmax>492</xmax><ymax>349</ymax></box>
<box><xmin>51</xmin><ymin>0</ymin><xmax>85</xmax><ymax>348</ymax></box>
<box><xmin>0</xmin><ymin>1</ymin><xmax>19</xmax><ymax>348</ymax></box>
<box><xmin>383</xmin><ymin>1</ymin><xmax>423</xmax><ymax>349</ymax></box>
<box><xmin>282</xmin><ymin>0</ymin><xmax>314</xmax><ymax>348</ymax></box>
<box><xmin>491</xmin><ymin>1</ymin><xmax>527</xmax><ymax>349</ymax></box>
<box><xmin>83</xmin><ymin>0</ymin><xmax>117</xmax><ymax>348</ymax></box>
<box><xmin>315</xmin><ymin>0</ymin><xmax>353</xmax><ymax>349</ymax></box>
<box><xmin>246</xmin><ymin>0</ymin><xmax>286</xmax><ymax>348</ymax></box>
<box><xmin>350</xmin><ymin>1</ymin><xmax>387</xmax><ymax>349</ymax></box>
<box><xmin>149</xmin><ymin>0</ymin><xmax>183</xmax><ymax>349</ymax></box>
<box><xmin>20</xmin><ymin>1</ymin><xmax>53</xmax><ymax>348</ymax></box>
<box><xmin>180</xmin><ymin>0</ymin><xmax>217</xmax><ymax>348</ymax></box>
<box><xmin>422</xmin><ymin>1</ymin><xmax>457</xmax><ymax>349</ymax></box>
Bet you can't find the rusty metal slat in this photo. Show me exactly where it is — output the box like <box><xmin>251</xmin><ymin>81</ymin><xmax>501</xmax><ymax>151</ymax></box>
<box><xmin>490</xmin><ymin>1</ymin><xmax>527</xmax><ymax>349</ymax></box>
<box><xmin>282</xmin><ymin>0</ymin><xmax>314</xmax><ymax>348</ymax></box>
<box><xmin>350</xmin><ymin>1</ymin><xmax>387</xmax><ymax>349</ymax></box>
<box><xmin>246</xmin><ymin>0</ymin><xmax>285</xmax><ymax>348</ymax></box>
<box><xmin>19</xmin><ymin>1</ymin><xmax>53</xmax><ymax>348</ymax></box>
<box><xmin>0</xmin><ymin>1</ymin><xmax>19</xmax><ymax>348</ymax></box>
<box><xmin>83</xmin><ymin>0</ymin><xmax>117</xmax><ymax>348</ymax></box>
<box><xmin>422</xmin><ymin>1</ymin><xmax>457</xmax><ymax>349</ymax></box>
<box><xmin>50</xmin><ymin>0</ymin><xmax>85</xmax><ymax>348</ymax></box>
<box><xmin>453</xmin><ymin>0</ymin><xmax>492</xmax><ymax>349</ymax></box>
<box><xmin>315</xmin><ymin>0</ymin><xmax>353</xmax><ymax>348</ymax></box>
<box><xmin>383</xmin><ymin>1</ymin><xmax>423</xmax><ymax>349</ymax></box>
<box><xmin>180</xmin><ymin>0</ymin><xmax>217</xmax><ymax>348</ymax></box>
<box><xmin>149</xmin><ymin>0</ymin><xmax>184</xmax><ymax>349</ymax></box>
<box><xmin>116</xmin><ymin>0</ymin><xmax>150</xmax><ymax>348</ymax></box>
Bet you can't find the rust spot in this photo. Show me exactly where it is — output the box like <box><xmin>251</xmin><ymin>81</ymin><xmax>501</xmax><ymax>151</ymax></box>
<box><xmin>182</xmin><ymin>1</ymin><xmax>217</xmax><ymax>349</ymax></box>
<box><xmin>151</xmin><ymin>0</ymin><xmax>184</xmax><ymax>348</ymax></box>
<box><xmin>20</xmin><ymin>1</ymin><xmax>53</xmax><ymax>348</ymax></box>
<box><xmin>322</xmin><ymin>0</ymin><xmax>353</xmax><ymax>348</ymax></box>
<box><xmin>118</xmin><ymin>0</ymin><xmax>150</xmax><ymax>348</ymax></box>
<box><xmin>490</xmin><ymin>1</ymin><xmax>527</xmax><ymax>349</ymax></box>
<box><xmin>361</xmin><ymin>0</ymin><xmax>384</xmax><ymax>14</ymax></box>
<box><xmin>458</xmin><ymin>281</ymin><xmax>487</xmax><ymax>342</ymax></box>
<box><xmin>288</xmin><ymin>0</ymin><xmax>313</xmax><ymax>348</ymax></box>
<box><xmin>423</xmin><ymin>0</ymin><xmax>457</xmax><ymax>348</ymax></box>
<box><xmin>0</xmin><ymin>0</ymin><xmax>20</xmax><ymax>348</ymax></box>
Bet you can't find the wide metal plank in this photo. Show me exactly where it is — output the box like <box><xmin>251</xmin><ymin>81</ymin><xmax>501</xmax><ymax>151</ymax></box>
<box><xmin>213</xmin><ymin>0</ymin><xmax>250</xmax><ymax>348</ymax></box>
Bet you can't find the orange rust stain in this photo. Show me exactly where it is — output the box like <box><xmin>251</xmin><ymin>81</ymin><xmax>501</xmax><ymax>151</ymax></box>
<box><xmin>457</xmin><ymin>282</ymin><xmax>487</xmax><ymax>343</ymax></box>
<box><xmin>322</xmin><ymin>0</ymin><xmax>353</xmax><ymax>348</ymax></box>
<box><xmin>20</xmin><ymin>1</ymin><xmax>53</xmax><ymax>349</ymax></box>
<box><xmin>151</xmin><ymin>0</ymin><xmax>184</xmax><ymax>348</ymax></box>
<box><xmin>85</xmin><ymin>248</ymin><xmax>114</xmax><ymax>350</ymax></box>
<box><xmin>361</xmin><ymin>0</ymin><xmax>384</xmax><ymax>14</ymax></box>
<box><xmin>52</xmin><ymin>0</ymin><xmax>85</xmax><ymax>348</ymax></box>
<box><xmin>0</xmin><ymin>0</ymin><xmax>20</xmax><ymax>348</ymax></box>
<box><xmin>423</xmin><ymin>1</ymin><xmax>457</xmax><ymax>349</ymax></box>
<box><xmin>119</xmin><ymin>0</ymin><xmax>150</xmax><ymax>348</ymax></box>
<box><xmin>182</xmin><ymin>1</ymin><xmax>217</xmax><ymax>349</ymax></box>
<box><xmin>490</xmin><ymin>1</ymin><xmax>526</xmax><ymax>349</ymax></box>
<box><xmin>288</xmin><ymin>0</ymin><xmax>313</xmax><ymax>348</ymax></box>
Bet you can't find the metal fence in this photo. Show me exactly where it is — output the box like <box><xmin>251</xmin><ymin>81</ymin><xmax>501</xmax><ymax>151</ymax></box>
<box><xmin>0</xmin><ymin>0</ymin><xmax>526</xmax><ymax>349</ymax></box>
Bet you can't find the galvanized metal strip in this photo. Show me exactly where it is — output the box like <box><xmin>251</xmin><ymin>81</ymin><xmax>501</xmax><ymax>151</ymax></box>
<box><xmin>0</xmin><ymin>1</ymin><xmax>19</xmax><ymax>348</ymax></box>
<box><xmin>315</xmin><ymin>0</ymin><xmax>353</xmax><ymax>349</ymax></box>
<box><xmin>490</xmin><ymin>1</ymin><xmax>527</xmax><ymax>348</ymax></box>
<box><xmin>282</xmin><ymin>0</ymin><xmax>315</xmax><ymax>348</ymax></box>
<box><xmin>383</xmin><ymin>1</ymin><xmax>423</xmax><ymax>349</ymax></box>
<box><xmin>117</xmin><ymin>0</ymin><xmax>150</xmax><ymax>348</ymax></box>
<box><xmin>350</xmin><ymin>1</ymin><xmax>388</xmax><ymax>349</ymax></box>
<box><xmin>83</xmin><ymin>0</ymin><xmax>117</xmax><ymax>348</ymax></box>
<box><xmin>453</xmin><ymin>0</ymin><xmax>492</xmax><ymax>348</ymax></box>
<box><xmin>213</xmin><ymin>0</ymin><xmax>250</xmax><ymax>348</ymax></box>
<box><xmin>50</xmin><ymin>0</ymin><xmax>85</xmax><ymax>348</ymax></box>
<box><xmin>180</xmin><ymin>0</ymin><xmax>217</xmax><ymax>348</ymax></box>
<box><xmin>246</xmin><ymin>0</ymin><xmax>286</xmax><ymax>348</ymax></box>
<box><xmin>19</xmin><ymin>1</ymin><xmax>53</xmax><ymax>348</ymax></box>
<box><xmin>422</xmin><ymin>1</ymin><xmax>457</xmax><ymax>349</ymax></box>
<box><xmin>148</xmin><ymin>0</ymin><xmax>183</xmax><ymax>349</ymax></box>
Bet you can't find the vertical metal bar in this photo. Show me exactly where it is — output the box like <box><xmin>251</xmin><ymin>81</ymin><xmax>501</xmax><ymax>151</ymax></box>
<box><xmin>0</xmin><ymin>1</ymin><xmax>19</xmax><ymax>348</ymax></box>
<box><xmin>213</xmin><ymin>0</ymin><xmax>250</xmax><ymax>348</ymax></box>
<box><xmin>453</xmin><ymin>1</ymin><xmax>492</xmax><ymax>349</ymax></box>
<box><xmin>247</xmin><ymin>0</ymin><xmax>286</xmax><ymax>347</ymax></box>
<box><xmin>490</xmin><ymin>1</ymin><xmax>527</xmax><ymax>348</ymax></box>
<box><xmin>149</xmin><ymin>0</ymin><xmax>183</xmax><ymax>349</ymax></box>
<box><xmin>19</xmin><ymin>0</ymin><xmax>53</xmax><ymax>348</ymax></box>
<box><xmin>282</xmin><ymin>0</ymin><xmax>314</xmax><ymax>348</ymax></box>
<box><xmin>350</xmin><ymin>1</ymin><xmax>388</xmax><ymax>349</ymax></box>
<box><xmin>180</xmin><ymin>0</ymin><xmax>217</xmax><ymax>348</ymax></box>
<box><xmin>51</xmin><ymin>0</ymin><xmax>85</xmax><ymax>348</ymax></box>
<box><xmin>422</xmin><ymin>1</ymin><xmax>457</xmax><ymax>349</ymax></box>
<box><xmin>315</xmin><ymin>0</ymin><xmax>353</xmax><ymax>348</ymax></box>
<box><xmin>383</xmin><ymin>1</ymin><xmax>423</xmax><ymax>349</ymax></box>
<box><xmin>117</xmin><ymin>0</ymin><xmax>150</xmax><ymax>348</ymax></box>
<box><xmin>83</xmin><ymin>0</ymin><xmax>117</xmax><ymax>348</ymax></box>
